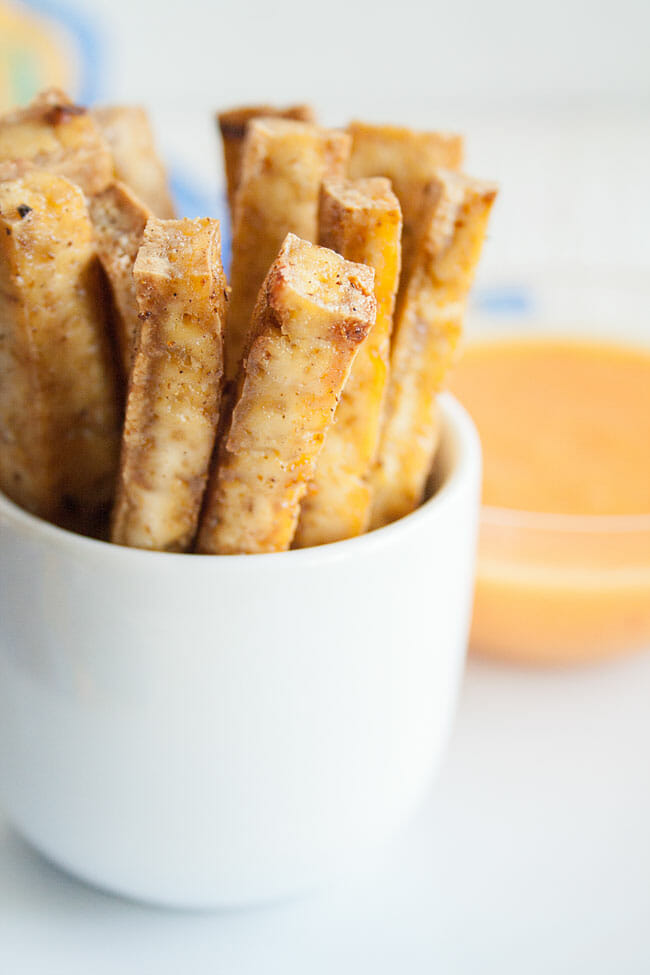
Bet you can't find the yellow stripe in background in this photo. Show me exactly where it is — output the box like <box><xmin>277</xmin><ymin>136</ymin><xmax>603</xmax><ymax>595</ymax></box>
<box><xmin>0</xmin><ymin>0</ymin><xmax>80</xmax><ymax>110</ymax></box>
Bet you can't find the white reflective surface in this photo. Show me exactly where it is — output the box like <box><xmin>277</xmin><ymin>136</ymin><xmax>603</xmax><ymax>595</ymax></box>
<box><xmin>1</xmin><ymin>649</ymin><xmax>649</xmax><ymax>972</ymax></box>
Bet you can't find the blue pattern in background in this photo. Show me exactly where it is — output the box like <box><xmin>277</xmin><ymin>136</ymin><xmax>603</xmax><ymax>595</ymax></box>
<box><xmin>23</xmin><ymin>0</ymin><xmax>106</xmax><ymax>104</ymax></box>
<box><xmin>24</xmin><ymin>0</ymin><xmax>220</xmax><ymax>234</ymax></box>
<box><xmin>17</xmin><ymin>8</ymin><xmax>525</xmax><ymax>303</ymax></box>
<box><xmin>470</xmin><ymin>286</ymin><xmax>534</xmax><ymax>315</ymax></box>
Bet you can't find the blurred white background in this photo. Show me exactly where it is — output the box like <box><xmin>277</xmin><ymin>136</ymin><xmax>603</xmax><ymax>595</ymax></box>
<box><xmin>92</xmin><ymin>0</ymin><xmax>650</xmax><ymax>274</ymax></box>
<box><xmin>7</xmin><ymin>1</ymin><xmax>647</xmax><ymax>109</ymax></box>
<box><xmin>5</xmin><ymin>0</ymin><xmax>648</xmax><ymax>273</ymax></box>
<box><xmin>90</xmin><ymin>0</ymin><xmax>650</xmax><ymax>106</ymax></box>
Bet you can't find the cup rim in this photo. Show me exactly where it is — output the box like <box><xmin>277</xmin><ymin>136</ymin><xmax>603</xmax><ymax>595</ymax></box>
<box><xmin>0</xmin><ymin>393</ymin><xmax>480</xmax><ymax>568</ymax></box>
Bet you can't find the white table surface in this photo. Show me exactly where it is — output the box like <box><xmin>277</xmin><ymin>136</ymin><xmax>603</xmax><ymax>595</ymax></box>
<box><xmin>2</xmin><ymin>648</ymin><xmax>650</xmax><ymax>974</ymax></box>
<box><xmin>2</xmin><ymin>9</ymin><xmax>650</xmax><ymax>964</ymax></box>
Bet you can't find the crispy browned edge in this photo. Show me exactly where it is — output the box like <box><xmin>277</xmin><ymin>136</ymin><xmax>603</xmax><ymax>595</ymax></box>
<box><xmin>111</xmin><ymin>217</ymin><xmax>227</xmax><ymax>551</ymax></box>
<box><xmin>0</xmin><ymin>169</ymin><xmax>121</xmax><ymax>533</ymax></box>
<box><xmin>196</xmin><ymin>232</ymin><xmax>376</xmax><ymax>555</ymax></box>
<box><xmin>0</xmin><ymin>87</ymin><xmax>113</xmax><ymax>196</ymax></box>
<box><xmin>369</xmin><ymin>169</ymin><xmax>498</xmax><ymax>528</ymax></box>
<box><xmin>89</xmin><ymin>180</ymin><xmax>152</xmax><ymax>380</ymax></box>
<box><xmin>347</xmin><ymin>120</ymin><xmax>464</xmax><ymax>286</ymax></box>
<box><xmin>92</xmin><ymin>105</ymin><xmax>176</xmax><ymax>218</ymax></box>
<box><xmin>224</xmin><ymin>118</ymin><xmax>350</xmax><ymax>382</ymax></box>
<box><xmin>294</xmin><ymin>176</ymin><xmax>403</xmax><ymax>546</ymax></box>
<box><xmin>217</xmin><ymin>103</ymin><xmax>316</xmax><ymax>215</ymax></box>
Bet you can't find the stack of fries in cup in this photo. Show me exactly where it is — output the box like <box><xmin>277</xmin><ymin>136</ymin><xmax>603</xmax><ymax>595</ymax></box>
<box><xmin>0</xmin><ymin>89</ymin><xmax>497</xmax><ymax>554</ymax></box>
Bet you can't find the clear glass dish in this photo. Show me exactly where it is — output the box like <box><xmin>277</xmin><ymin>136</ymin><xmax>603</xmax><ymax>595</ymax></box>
<box><xmin>458</xmin><ymin>267</ymin><xmax>650</xmax><ymax>665</ymax></box>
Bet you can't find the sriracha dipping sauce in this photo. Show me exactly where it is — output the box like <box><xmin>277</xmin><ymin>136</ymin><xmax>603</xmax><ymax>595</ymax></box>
<box><xmin>449</xmin><ymin>336</ymin><xmax>650</xmax><ymax>665</ymax></box>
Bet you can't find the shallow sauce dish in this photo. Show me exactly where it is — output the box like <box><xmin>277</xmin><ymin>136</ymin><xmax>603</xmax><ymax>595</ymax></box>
<box><xmin>460</xmin><ymin>268</ymin><xmax>650</xmax><ymax>665</ymax></box>
<box><xmin>0</xmin><ymin>394</ymin><xmax>480</xmax><ymax>908</ymax></box>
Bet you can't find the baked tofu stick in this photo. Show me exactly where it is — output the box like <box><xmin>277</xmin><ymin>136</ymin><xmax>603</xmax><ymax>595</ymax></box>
<box><xmin>348</xmin><ymin>121</ymin><xmax>463</xmax><ymax>283</ymax></box>
<box><xmin>0</xmin><ymin>160</ymin><xmax>35</xmax><ymax>182</ymax></box>
<box><xmin>0</xmin><ymin>88</ymin><xmax>113</xmax><ymax>195</ymax></box>
<box><xmin>225</xmin><ymin>118</ymin><xmax>350</xmax><ymax>381</ymax></box>
<box><xmin>111</xmin><ymin>217</ymin><xmax>227</xmax><ymax>552</ymax></box>
<box><xmin>294</xmin><ymin>178</ymin><xmax>402</xmax><ymax>547</ymax></box>
<box><xmin>217</xmin><ymin>103</ymin><xmax>315</xmax><ymax>215</ymax></box>
<box><xmin>92</xmin><ymin>106</ymin><xmax>175</xmax><ymax>218</ymax></box>
<box><xmin>89</xmin><ymin>181</ymin><xmax>151</xmax><ymax>377</ymax></box>
<box><xmin>370</xmin><ymin>170</ymin><xmax>498</xmax><ymax>529</ymax></box>
<box><xmin>0</xmin><ymin>171</ymin><xmax>120</xmax><ymax>529</ymax></box>
<box><xmin>197</xmin><ymin>233</ymin><xmax>376</xmax><ymax>555</ymax></box>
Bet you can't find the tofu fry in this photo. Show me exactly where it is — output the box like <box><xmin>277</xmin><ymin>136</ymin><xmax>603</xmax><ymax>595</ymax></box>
<box><xmin>92</xmin><ymin>106</ymin><xmax>175</xmax><ymax>218</ymax></box>
<box><xmin>369</xmin><ymin>170</ymin><xmax>498</xmax><ymax>529</ymax></box>
<box><xmin>0</xmin><ymin>88</ymin><xmax>113</xmax><ymax>196</ymax></box>
<box><xmin>225</xmin><ymin>118</ymin><xmax>350</xmax><ymax>381</ymax></box>
<box><xmin>294</xmin><ymin>178</ymin><xmax>402</xmax><ymax>547</ymax></box>
<box><xmin>89</xmin><ymin>181</ymin><xmax>151</xmax><ymax>377</ymax></box>
<box><xmin>197</xmin><ymin>233</ymin><xmax>376</xmax><ymax>555</ymax></box>
<box><xmin>217</xmin><ymin>103</ymin><xmax>315</xmax><ymax>215</ymax></box>
<box><xmin>348</xmin><ymin>121</ymin><xmax>463</xmax><ymax>283</ymax></box>
<box><xmin>0</xmin><ymin>170</ymin><xmax>121</xmax><ymax>530</ymax></box>
<box><xmin>111</xmin><ymin>217</ymin><xmax>227</xmax><ymax>552</ymax></box>
<box><xmin>0</xmin><ymin>159</ymin><xmax>35</xmax><ymax>182</ymax></box>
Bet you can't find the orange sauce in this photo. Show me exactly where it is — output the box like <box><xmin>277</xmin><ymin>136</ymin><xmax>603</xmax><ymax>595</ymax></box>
<box><xmin>449</xmin><ymin>336</ymin><xmax>650</xmax><ymax>664</ymax></box>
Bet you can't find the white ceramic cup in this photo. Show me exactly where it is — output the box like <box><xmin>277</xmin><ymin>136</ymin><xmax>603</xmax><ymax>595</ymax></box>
<box><xmin>0</xmin><ymin>394</ymin><xmax>480</xmax><ymax>908</ymax></box>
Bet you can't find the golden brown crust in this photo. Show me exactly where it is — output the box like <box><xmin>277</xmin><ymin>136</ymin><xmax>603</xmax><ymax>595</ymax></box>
<box><xmin>224</xmin><ymin>118</ymin><xmax>350</xmax><ymax>381</ymax></box>
<box><xmin>92</xmin><ymin>106</ymin><xmax>175</xmax><ymax>218</ymax></box>
<box><xmin>110</xmin><ymin>217</ymin><xmax>227</xmax><ymax>552</ymax></box>
<box><xmin>0</xmin><ymin>170</ymin><xmax>121</xmax><ymax>531</ymax></box>
<box><xmin>348</xmin><ymin>121</ymin><xmax>463</xmax><ymax>284</ymax></box>
<box><xmin>217</xmin><ymin>103</ymin><xmax>315</xmax><ymax>215</ymax></box>
<box><xmin>88</xmin><ymin>181</ymin><xmax>152</xmax><ymax>377</ymax></box>
<box><xmin>370</xmin><ymin>170</ymin><xmax>498</xmax><ymax>528</ymax></box>
<box><xmin>196</xmin><ymin>233</ymin><xmax>376</xmax><ymax>555</ymax></box>
<box><xmin>0</xmin><ymin>88</ymin><xmax>113</xmax><ymax>196</ymax></box>
<box><xmin>294</xmin><ymin>178</ymin><xmax>402</xmax><ymax>547</ymax></box>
